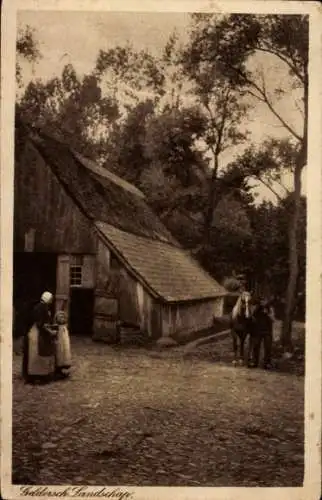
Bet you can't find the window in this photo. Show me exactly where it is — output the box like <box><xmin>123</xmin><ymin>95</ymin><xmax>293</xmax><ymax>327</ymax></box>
<box><xmin>74</xmin><ymin>255</ymin><xmax>84</xmax><ymax>266</ymax></box>
<box><xmin>70</xmin><ymin>263</ymin><xmax>83</xmax><ymax>286</ymax></box>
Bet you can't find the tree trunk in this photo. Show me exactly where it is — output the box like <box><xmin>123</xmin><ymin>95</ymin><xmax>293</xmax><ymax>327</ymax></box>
<box><xmin>281</xmin><ymin>67</ymin><xmax>307</xmax><ymax>353</ymax></box>
<box><xmin>203</xmin><ymin>154</ymin><xmax>219</xmax><ymax>246</ymax></box>
<box><xmin>281</xmin><ymin>163</ymin><xmax>303</xmax><ymax>352</ymax></box>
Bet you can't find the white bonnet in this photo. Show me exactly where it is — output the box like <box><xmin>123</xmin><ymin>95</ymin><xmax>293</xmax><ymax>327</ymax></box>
<box><xmin>40</xmin><ymin>291</ymin><xmax>53</xmax><ymax>304</ymax></box>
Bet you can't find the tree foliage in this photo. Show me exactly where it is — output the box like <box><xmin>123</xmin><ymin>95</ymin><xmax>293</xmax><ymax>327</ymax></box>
<box><xmin>249</xmin><ymin>196</ymin><xmax>306</xmax><ymax>301</ymax></box>
<box><xmin>181</xmin><ymin>27</ymin><xmax>251</xmax><ymax>242</ymax></box>
<box><xmin>184</xmin><ymin>13</ymin><xmax>308</xmax><ymax>349</ymax></box>
<box><xmin>187</xmin><ymin>14</ymin><xmax>308</xmax><ymax>91</ymax></box>
<box><xmin>227</xmin><ymin>137</ymin><xmax>299</xmax><ymax>200</ymax></box>
<box><xmin>16</xmin><ymin>25</ymin><xmax>42</xmax><ymax>88</ymax></box>
<box><xmin>16</xmin><ymin>18</ymin><xmax>308</xmax><ymax>340</ymax></box>
<box><xmin>17</xmin><ymin>64</ymin><xmax>119</xmax><ymax>159</ymax></box>
<box><xmin>104</xmin><ymin>99</ymin><xmax>155</xmax><ymax>183</ymax></box>
<box><xmin>144</xmin><ymin>106</ymin><xmax>208</xmax><ymax>186</ymax></box>
<box><xmin>94</xmin><ymin>44</ymin><xmax>165</xmax><ymax>111</ymax></box>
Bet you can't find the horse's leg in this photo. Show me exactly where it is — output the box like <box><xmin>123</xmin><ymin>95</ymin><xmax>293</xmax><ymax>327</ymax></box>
<box><xmin>247</xmin><ymin>319</ymin><xmax>257</xmax><ymax>368</ymax></box>
<box><xmin>247</xmin><ymin>332</ymin><xmax>254</xmax><ymax>367</ymax></box>
<box><xmin>238</xmin><ymin>333</ymin><xmax>246</xmax><ymax>365</ymax></box>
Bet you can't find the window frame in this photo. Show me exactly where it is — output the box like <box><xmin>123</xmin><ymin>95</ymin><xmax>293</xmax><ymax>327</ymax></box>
<box><xmin>70</xmin><ymin>264</ymin><xmax>83</xmax><ymax>287</ymax></box>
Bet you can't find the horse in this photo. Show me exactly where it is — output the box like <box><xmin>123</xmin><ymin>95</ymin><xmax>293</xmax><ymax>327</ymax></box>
<box><xmin>229</xmin><ymin>291</ymin><xmax>256</xmax><ymax>366</ymax></box>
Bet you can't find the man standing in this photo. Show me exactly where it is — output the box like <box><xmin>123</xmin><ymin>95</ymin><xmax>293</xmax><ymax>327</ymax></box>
<box><xmin>251</xmin><ymin>296</ymin><xmax>275</xmax><ymax>369</ymax></box>
<box><xmin>236</xmin><ymin>273</ymin><xmax>248</xmax><ymax>293</ymax></box>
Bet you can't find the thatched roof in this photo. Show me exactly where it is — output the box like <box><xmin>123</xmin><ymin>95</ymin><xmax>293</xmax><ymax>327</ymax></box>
<box><xmin>28</xmin><ymin>129</ymin><xmax>178</xmax><ymax>246</ymax></box>
<box><xmin>17</xmin><ymin>123</ymin><xmax>226</xmax><ymax>302</ymax></box>
<box><xmin>96</xmin><ymin>221</ymin><xmax>227</xmax><ymax>302</ymax></box>
<box><xmin>72</xmin><ymin>149</ymin><xmax>145</xmax><ymax>199</ymax></box>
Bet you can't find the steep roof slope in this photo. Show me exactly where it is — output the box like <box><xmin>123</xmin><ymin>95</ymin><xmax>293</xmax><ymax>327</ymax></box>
<box><xmin>18</xmin><ymin>123</ymin><xmax>226</xmax><ymax>302</ymax></box>
<box><xmin>29</xmin><ymin>130</ymin><xmax>178</xmax><ymax>246</ymax></box>
<box><xmin>96</xmin><ymin>221</ymin><xmax>227</xmax><ymax>302</ymax></box>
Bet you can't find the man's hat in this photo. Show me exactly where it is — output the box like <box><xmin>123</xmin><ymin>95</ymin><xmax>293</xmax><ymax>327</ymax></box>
<box><xmin>236</xmin><ymin>274</ymin><xmax>246</xmax><ymax>281</ymax></box>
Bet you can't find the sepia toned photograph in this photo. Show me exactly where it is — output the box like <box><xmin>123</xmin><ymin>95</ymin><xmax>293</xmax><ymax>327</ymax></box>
<box><xmin>1</xmin><ymin>1</ymin><xmax>321</xmax><ymax>499</ymax></box>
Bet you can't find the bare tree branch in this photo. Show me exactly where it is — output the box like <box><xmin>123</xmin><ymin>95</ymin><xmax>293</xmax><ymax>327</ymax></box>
<box><xmin>273</xmin><ymin>175</ymin><xmax>292</xmax><ymax>195</ymax></box>
<box><xmin>214</xmin><ymin>87</ymin><xmax>232</xmax><ymax>156</ymax></box>
<box><xmin>254</xmin><ymin>175</ymin><xmax>283</xmax><ymax>201</ymax></box>
<box><xmin>229</xmin><ymin>65</ymin><xmax>303</xmax><ymax>142</ymax></box>
<box><xmin>254</xmin><ymin>45</ymin><xmax>304</xmax><ymax>84</ymax></box>
<box><xmin>260</xmin><ymin>90</ymin><xmax>302</xmax><ymax>143</ymax></box>
<box><xmin>294</xmin><ymin>98</ymin><xmax>304</xmax><ymax>119</ymax></box>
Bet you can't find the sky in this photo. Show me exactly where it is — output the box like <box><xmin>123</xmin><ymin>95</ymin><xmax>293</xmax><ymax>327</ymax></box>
<box><xmin>16</xmin><ymin>10</ymin><xmax>306</xmax><ymax>202</ymax></box>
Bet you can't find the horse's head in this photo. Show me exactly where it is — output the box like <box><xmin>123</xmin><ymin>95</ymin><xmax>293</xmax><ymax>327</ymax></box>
<box><xmin>239</xmin><ymin>291</ymin><xmax>254</xmax><ymax>319</ymax></box>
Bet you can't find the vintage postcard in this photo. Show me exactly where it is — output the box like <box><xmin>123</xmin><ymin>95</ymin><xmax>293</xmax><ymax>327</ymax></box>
<box><xmin>1</xmin><ymin>0</ymin><xmax>321</xmax><ymax>499</ymax></box>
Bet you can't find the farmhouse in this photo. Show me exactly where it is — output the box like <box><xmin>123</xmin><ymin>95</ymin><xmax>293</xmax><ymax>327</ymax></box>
<box><xmin>14</xmin><ymin>119</ymin><xmax>226</xmax><ymax>342</ymax></box>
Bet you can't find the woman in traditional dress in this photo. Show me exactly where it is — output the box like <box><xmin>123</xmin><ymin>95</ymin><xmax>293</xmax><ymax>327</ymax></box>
<box><xmin>22</xmin><ymin>291</ymin><xmax>56</xmax><ymax>385</ymax></box>
<box><xmin>54</xmin><ymin>310</ymin><xmax>72</xmax><ymax>380</ymax></box>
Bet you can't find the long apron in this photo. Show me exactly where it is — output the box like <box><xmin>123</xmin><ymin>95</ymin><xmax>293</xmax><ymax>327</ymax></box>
<box><xmin>55</xmin><ymin>325</ymin><xmax>72</xmax><ymax>370</ymax></box>
<box><xmin>25</xmin><ymin>324</ymin><xmax>55</xmax><ymax>377</ymax></box>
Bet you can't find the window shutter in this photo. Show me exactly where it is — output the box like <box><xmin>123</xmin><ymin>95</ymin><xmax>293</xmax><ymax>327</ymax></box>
<box><xmin>56</xmin><ymin>255</ymin><xmax>70</xmax><ymax>313</ymax></box>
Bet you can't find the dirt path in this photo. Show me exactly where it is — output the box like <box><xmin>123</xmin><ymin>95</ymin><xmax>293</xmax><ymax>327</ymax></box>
<box><xmin>12</xmin><ymin>338</ymin><xmax>304</xmax><ymax>487</ymax></box>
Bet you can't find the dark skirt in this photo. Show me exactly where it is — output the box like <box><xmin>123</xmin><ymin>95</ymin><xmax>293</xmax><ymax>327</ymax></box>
<box><xmin>22</xmin><ymin>324</ymin><xmax>55</xmax><ymax>384</ymax></box>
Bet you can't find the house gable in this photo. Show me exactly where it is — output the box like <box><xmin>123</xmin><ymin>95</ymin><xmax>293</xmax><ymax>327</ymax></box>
<box><xmin>15</xmin><ymin>121</ymin><xmax>226</xmax><ymax>306</ymax></box>
<box><xmin>29</xmin><ymin>129</ymin><xmax>178</xmax><ymax>246</ymax></box>
<box><xmin>14</xmin><ymin>130</ymin><xmax>96</xmax><ymax>254</ymax></box>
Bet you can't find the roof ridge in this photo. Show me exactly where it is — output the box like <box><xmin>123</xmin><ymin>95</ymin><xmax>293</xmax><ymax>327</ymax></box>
<box><xmin>66</xmin><ymin>152</ymin><xmax>180</xmax><ymax>247</ymax></box>
<box><xmin>96</xmin><ymin>219</ymin><xmax>182</xmax><ymax>249</ymax></box>
<box><xmin>31</xmin><ymin>128</ymin><xmax>145</xmax><ymax>200</ymax></box>
<box><xmin>71</xmin><ymin>149</ymin><xmax>145</xmax><ymax>200</ymax></box>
